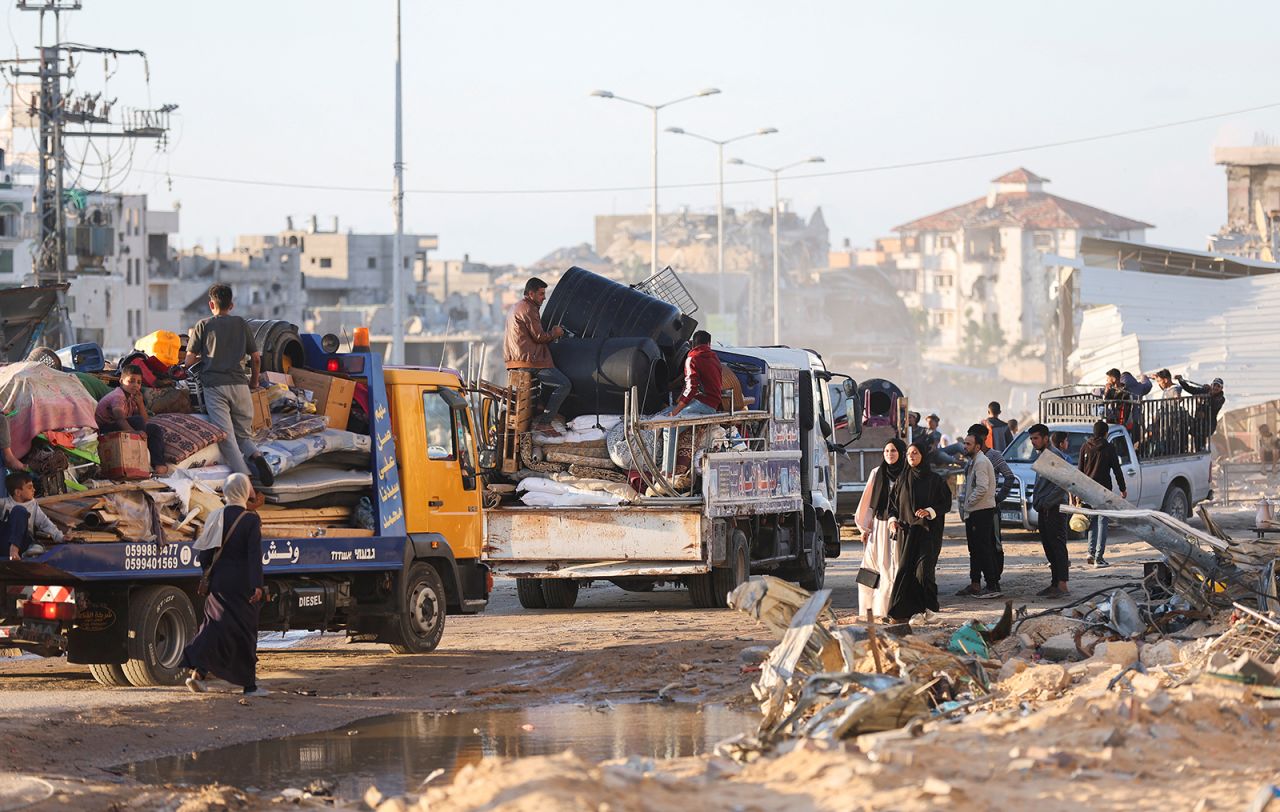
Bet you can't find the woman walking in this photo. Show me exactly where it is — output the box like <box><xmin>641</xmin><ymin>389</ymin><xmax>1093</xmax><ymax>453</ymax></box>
<box><xmin>855</xmin><ymin>438</ymin><xmax>908</xmax><ymax>619</ymax></box>
<box><xmin>182</xmin><ymin>473</ymin><xmax>268</xmax><ymax>696</ymax></box>
<box><xmin>887</xmin><ymin>442</ymin><xmax>952</xmax><ymax>624</ymax></box>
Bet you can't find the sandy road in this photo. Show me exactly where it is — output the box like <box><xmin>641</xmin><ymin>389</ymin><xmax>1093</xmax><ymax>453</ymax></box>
<box><xmin>0</xmin><ymin>519</ymin><xmax>1161</xmax><ymax>807</ymax></box>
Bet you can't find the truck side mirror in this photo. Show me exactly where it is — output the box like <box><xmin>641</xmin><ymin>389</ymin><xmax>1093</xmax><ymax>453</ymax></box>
<box><xmin>847</xmin><ymin>380</ymin><xmax>862</xmax><ymax>440</ymax></box>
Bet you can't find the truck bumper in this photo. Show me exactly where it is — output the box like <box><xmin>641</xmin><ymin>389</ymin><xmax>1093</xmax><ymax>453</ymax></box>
<box><xmin>490</xmin><ymin>561</ymin><xmax>711</xmax><ymax>579</ymax></box>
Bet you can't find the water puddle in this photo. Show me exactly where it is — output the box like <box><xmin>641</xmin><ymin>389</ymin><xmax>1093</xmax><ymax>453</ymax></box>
<box><xmin>124</xmin><ymin>703</ymin><xmax>756</xmax><ymax>797</ymax></box>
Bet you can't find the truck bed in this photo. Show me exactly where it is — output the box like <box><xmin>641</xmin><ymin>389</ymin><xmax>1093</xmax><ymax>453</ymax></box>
<box><xmin>483</xmin><ymin>504</ymin><xmax>708</xmax><ymax>578</ymax></box>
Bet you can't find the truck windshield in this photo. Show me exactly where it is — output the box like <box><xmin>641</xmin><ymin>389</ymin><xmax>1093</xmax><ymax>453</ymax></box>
<box><xmin>1002</xmin><ymin>429</ymin><xmax>1090</xmax><ymax>465</ymax></box>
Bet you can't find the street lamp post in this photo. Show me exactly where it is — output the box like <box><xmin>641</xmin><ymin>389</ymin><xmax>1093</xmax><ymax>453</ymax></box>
<box><xmin>590</xmin><ymin>88</ymin><xmax>721</xmax><ymax>279</ymax></box>
<box><xmin>665</xmin><ymin>126</ymin><xmax>777</xmax><ymax>316</ymax></box>
<box><xmin>726</xmin><ymin>156</ymin><xmax>825</xmax><ymax>344</ymax></box>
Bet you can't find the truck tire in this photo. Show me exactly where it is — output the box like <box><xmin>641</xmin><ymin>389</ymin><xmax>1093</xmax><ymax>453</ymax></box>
<box><xmin>1161</xmin><ymin>484</ymin><xmax>1191</xmax><ymax>523</ymax></box>
<box><xmin>389</xmin><ymin>562</ymin><xmax>447</xmax><ymax>654</ymax></box>
<box><xmin>689</xmin><ymin>530</ymin><xmax>748</xmax><ymax>609</ymax></box>
<box><xmin>796</xmin><ymin>530</ymin><xmax>827</xmax><ymax>592</ymax></box>
<box><xmin>122</xmin><ymin>586</ymin><xmax>197</xmax><ymax>687</ymax></box>
<box><xmin>89</xmin><ymin>663</ymin><xmax>131</xmax><ymax>687</ymax></box>
<box><xmin>516</xmin><ymin>577</ymin><xmax>547</xmax><ymax>609</ymax></box>
<box><xmin>540</xmin><ymin>578</ymin><xmax>580</xmax><ymax>609</ymax></box>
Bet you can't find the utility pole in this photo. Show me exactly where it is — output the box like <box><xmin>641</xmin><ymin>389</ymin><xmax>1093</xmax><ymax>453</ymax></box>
<box><xmin>390</xmin><ymin>0</ymin><xmax>406</xmax><ymax>365</ymax></box>
<box><xmin>9</xmin><ymin>0</ymin><xmax>175</xmax><ymax>347</ymax></box>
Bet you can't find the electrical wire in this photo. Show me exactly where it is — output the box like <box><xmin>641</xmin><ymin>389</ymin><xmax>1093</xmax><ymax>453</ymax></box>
<box><xmin>130</xmin><ymin>99</ymin><xmax>1280</xmax><ymax>197</ymax></box>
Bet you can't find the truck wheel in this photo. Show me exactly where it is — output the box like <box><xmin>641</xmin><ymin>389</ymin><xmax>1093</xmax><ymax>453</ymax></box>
<box><xmin>797</xmin><ymin>531</ymin><xmax>827</xmax><ymax>592</ymax></box>
<box><xmin>89</xmin><ymin>663</ymin><xmax>131</xmax><ymax>687</ymax></box>
<box><xmin>1161</xmin><ymin>484</ymin><xmax>1191</xmax><ymax>523</ymax></box>
<box><xmin>122</xmin><ymin>586</ymin><xmax>197</xmax><ymax>687</ymax></box>
<box><xmin>540</xmin><ymin>578</ymin><xmax>580</xmax><ymax>609</ymax></box>
<box><xmin>689</xmin><ymin>530</ymin><xmax>748</xmax><ymax>609</ymax></box>
<box><xmin>389</xmin><ymin>562</ymin><xmax>446</xmax><ymax>654</ymax></box>
<box><xmin>516</xmin><ymin>577</ymin><xmax>547</xmax><ymax>609</ymax></box>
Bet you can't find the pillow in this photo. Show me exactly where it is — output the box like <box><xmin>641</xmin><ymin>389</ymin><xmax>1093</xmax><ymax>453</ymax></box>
<box><xmin>150</xmin><ymin>413</ymin><xmax>228</xmax><ymax>464</ymax></box>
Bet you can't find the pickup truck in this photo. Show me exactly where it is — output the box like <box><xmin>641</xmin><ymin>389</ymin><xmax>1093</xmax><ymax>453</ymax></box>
<box><xmin>999</xmin><ymin>386</ymin><xmax>1213</xmax><ymax>530</ymax></box>
<box><xmin>1</xmin><ymin>330</ymin><xmax>490</xmax><ymax>686</ymax></box>
<box><xmin>483</xmin><ymin>346</ymin><xmax>846</xmax><ymax>609</ymax></box>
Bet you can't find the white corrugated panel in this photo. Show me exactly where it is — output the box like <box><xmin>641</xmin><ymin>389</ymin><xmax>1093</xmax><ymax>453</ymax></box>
<box><xmin>1069</xmin><ymin>266</ymin><xmax>1280</xmax><ymax>414</ymax></box>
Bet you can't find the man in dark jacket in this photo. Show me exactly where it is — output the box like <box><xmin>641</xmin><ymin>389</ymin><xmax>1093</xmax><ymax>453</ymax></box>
<box><xmin>1177</xmin><ymin>375</ymin><xmax>1225</xmax><ymax>451</ymax></box>
<box><xmin>1030</xmin><ymin>425</ymin><xmax>1070</xmax><ymax>597</ymax></box>
<box><xmin>982</xmin><ymin>402</ymin><xmax>1013</xmax><ymax>452</ymax></box>
<box><xmin>1077</xmin><ymin>420</ymin><xmax>1127</xmax><ymax>567</ymax></box>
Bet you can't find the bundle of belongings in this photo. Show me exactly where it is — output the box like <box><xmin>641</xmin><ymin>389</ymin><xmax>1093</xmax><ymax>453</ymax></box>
<box><xmin>2</xmin><ymin>338</ymin><xmax>377</xmax><ymax>555</ymax></box>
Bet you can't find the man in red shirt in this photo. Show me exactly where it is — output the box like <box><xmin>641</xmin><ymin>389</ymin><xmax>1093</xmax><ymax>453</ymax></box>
<box><xmin>661</xmin><ymin>330</ymin><xmax>722</xmax><ymax>469</ymax></box>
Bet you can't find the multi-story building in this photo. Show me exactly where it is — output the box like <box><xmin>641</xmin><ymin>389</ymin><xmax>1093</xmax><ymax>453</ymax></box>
<box><xmin>1208</xmin><ymin>146</ymin><xmax>1280</xmax><ymax>260</ymax></box>
<box><xmin>885</xmin><ymin>168</ymin><xmax>1150</xmax><ymax>361</ymax></box>
<box><xmin>241</xmin><ymin>216</ymin><xmax>438</xmax><ymax>309</ymax></box>
<box><xmin>64</xmin><ymin>193</ymin><xmax>180</xmax><ymax>355</ymax></box>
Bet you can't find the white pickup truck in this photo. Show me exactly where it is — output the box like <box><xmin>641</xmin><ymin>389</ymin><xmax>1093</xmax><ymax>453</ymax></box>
<box><xmin>999</xmin><ymin>386</ymin><xmax>1213</xmax><ymax>529</ymax></box>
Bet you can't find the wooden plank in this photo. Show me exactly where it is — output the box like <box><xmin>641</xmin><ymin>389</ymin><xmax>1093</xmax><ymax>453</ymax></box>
<box><xmin>38</xmin><ymin>480</ymin><xmax>166</xmax><ymax>506</ymax></box>
<box><xmin>260</xmin><ymin>526</ymin><xmax>373</xmax><ymax>539</ymax></box>
<box><xmin>257</xmin><ymin>507</ymin><xmax>353</xmax><ymax>522</ymax></box>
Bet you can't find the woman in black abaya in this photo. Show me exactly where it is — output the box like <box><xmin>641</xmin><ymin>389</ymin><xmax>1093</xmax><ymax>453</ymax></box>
<box><xmin>887</xmin><ymin>442</ymin><xmax>952</xmax><ymax>623</ymax></box>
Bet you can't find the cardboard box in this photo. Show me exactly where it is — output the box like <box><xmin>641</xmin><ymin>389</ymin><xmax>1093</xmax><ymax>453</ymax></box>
<box><xmin>262</xmin><ymin>371</ymin><xmax>294</xmax><ymax>387</ymax></box>
<box><xmin>290</xmin><ymin>368</ymin><xmax>356</xmax><ymax>430</ymax></box>
<box><xmin>252</xmin><ymin>388</ymin><xmax>272</xmax><ymax>433</ymax></box>
<box><xmin>100</xmin><ymin>431</ymin><xmax>151</xmax><ymax>479</ymax></box>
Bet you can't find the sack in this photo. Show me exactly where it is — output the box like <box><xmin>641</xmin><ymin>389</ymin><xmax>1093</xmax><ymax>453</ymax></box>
<box><xmin>196</xmin><ymin>512</ymin><xmax>249</xmax><ymax>598</ymax></box>
<box><xmin>856</xmin><ymin>567</ymin><xmax>881</xmax><ymax>589</ymax></box>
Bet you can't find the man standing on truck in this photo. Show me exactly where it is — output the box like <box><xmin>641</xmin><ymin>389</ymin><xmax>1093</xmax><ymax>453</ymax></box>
<box><xmin>955</xmin><ymin>431</ymin><xmax>1001</xmax><ymax>598</ymax></box>
<box><xmin>504</xmin><ymin>277</ymin><xmax>569</xmax><ymax>436</ymax></box>
<box><xmin>1078</xmin><ymin>420</ymin><xmax>1126</xmax><ymax>568</ymax></box>
<box><xmin>1177</xmin><ymin>375</ymin><xmax>1225</xmax><ymax>450</ymax></box>
<box><xmin>1029</xmin><ymin>425</ymin><xmax>1071</xmax><ymax>597</ymax></box>
<box><xmin>183</xmin><ymin>284</ymin><xmax>273</xmax><ymax>485</ymax></box>
<box><xmin>3</xmin><ymin>471</ymin><xmax>64</xmax><ymax>560</ymax></box>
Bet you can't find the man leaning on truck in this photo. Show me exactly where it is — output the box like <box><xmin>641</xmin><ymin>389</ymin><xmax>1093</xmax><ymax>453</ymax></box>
<box><xmin>504</xmin><ymin>277</ymin><xmax>570</xmax><ymax>435</ymax></box>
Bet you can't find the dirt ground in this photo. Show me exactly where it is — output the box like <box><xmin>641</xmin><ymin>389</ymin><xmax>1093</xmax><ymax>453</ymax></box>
<box><xmin>2</xmin><ymin>516</ymin><xmax>1277</xmax><ymax>810</ymax></box>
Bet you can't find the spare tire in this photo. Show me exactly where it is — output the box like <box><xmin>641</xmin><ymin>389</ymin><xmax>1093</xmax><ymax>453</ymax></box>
<box><xmin>246</xmin><ymin>319</ymin><xmax>305</xmax><ymax>374</ymax></box>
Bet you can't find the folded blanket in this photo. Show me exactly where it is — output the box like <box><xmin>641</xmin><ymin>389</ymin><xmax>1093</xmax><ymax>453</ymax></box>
<box><xmin>259</xmin><ymin>428</ymin><xmax>372</xmax><ymax>477</ymax></box>
<box><xmin>0</xmin><ymin>362</ymin><xmax>98</xmax><ymax>458</ymax></box>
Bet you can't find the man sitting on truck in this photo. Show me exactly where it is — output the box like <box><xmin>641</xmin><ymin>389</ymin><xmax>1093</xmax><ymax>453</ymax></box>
<box><xmin>3</xmin><ymin>471</ymin><xmax>64</xmax><ymax>560</ymax></box>
<box><xmin>96</xmin><ymin>365</ymin><xmax>172</xmax><ymax>477</ymax></box>
<box><xmin>659</xmin><ymin>330</ymin><xmax>722</xmax><ymax>472</ymax></box>
<box><xmin>504</xmin><ymin>277</ymin><xmax>569</xmax><ymax>436</ymax></box>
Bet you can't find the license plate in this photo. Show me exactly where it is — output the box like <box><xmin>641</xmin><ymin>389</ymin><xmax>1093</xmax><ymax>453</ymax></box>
<box><xmin>1000</xmin><ymin>511</ymin><xmax>1021</xmax><ymax>523</ymax></box>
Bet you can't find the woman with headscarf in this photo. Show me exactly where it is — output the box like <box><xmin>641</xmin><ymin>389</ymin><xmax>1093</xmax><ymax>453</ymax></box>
<box><xmin>887</xmin><ymin>442</ymin><xmax>952</xmax><ymax>624</ymax></box>
<box><xmin>182</xmin><ymin>473</ymin><xmax>268</xmax><ymax>696</ymax></box>
<box><xmin>854</xmin><ymin>438</ymin><xmax>907</xmax><ymax>619</ymax></box>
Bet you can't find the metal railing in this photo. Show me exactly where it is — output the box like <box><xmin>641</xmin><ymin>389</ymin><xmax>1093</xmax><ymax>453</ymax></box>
<box><xmin>632</xmin><ymin>265</ymin><xmax>699</xmax><ymax>316</ymax></box>
<box><xmin>1039</xmin><ymin>390</ymin><xmax>1214</xmax><ymax>461</ymax></box>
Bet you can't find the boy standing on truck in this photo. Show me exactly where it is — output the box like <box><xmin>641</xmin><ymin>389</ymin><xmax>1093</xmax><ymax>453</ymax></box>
<box><xmin>981</xmin><ymin>402</ymin><xmax>1013</xmax><ymax>452</ymax></box>
<box><xmin>3</xmin><ymin>471</ymin><xmax>64</xmax><ymax>559</ymax></box>
<box><xmin>183</xmin><ymin>284</ymin><xmax>273</xmax><ymax>485</ymax></box>
<box><xmin>504</xmin><ymin>277</ymin><xmax>569</xmax><ymax>436</ymax></box>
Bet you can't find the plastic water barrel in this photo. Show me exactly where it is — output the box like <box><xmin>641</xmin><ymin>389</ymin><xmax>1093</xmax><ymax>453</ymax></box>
<box><xmin>548</xmin><ymin>336</ymin><xmax>669</xmax><ymax>418</ymax></box>
<box><xmin>541</xmin><ymin>267</ymin><xmax>696</xmax><ymax>352</ymax></box>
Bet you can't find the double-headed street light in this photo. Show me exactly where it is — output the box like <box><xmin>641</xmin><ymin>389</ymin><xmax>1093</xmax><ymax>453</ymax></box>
<box><xmin>665</xmin><ymin>126</ymin><xmax>777</xmax><ymax>316</ymax></box>
<box><xmin>726</xmin><ymin>156</ymin><xmax>825</xmax><ymax>344</ymax></box>
<box><xmin>590</xmin><ymin>87</ymin><xmax>721</xmax><ymax>279</ymax></box>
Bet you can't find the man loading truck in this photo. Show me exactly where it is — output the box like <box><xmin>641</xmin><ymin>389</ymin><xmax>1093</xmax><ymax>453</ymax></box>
<box><xmin>504</xmin><ymin>277</ymin><xmax>571</xmax><ymax>437</ymax></box>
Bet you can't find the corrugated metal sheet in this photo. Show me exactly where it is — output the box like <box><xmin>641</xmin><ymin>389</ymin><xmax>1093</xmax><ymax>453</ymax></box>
<box><xmin>1069</xmin><ymin>266</ymin><xmax>1280</xmax><ymax>414</ymax></box>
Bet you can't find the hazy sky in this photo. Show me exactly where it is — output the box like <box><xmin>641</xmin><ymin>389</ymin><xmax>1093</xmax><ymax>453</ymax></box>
<box><xmin>7</xmin><ymin>1</ymin><xmax>1279</xmax><ymax>264</ymax></box>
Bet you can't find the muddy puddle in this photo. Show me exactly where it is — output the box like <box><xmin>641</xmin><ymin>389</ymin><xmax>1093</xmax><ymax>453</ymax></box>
<box><xmin>125</xmin><ymin>703</ymin><xmax>756</xmax><ymax>797</ymax></box>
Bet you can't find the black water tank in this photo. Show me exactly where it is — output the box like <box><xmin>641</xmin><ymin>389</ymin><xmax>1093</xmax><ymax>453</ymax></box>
<box><xmin>548</xmin><ymin>337</ymin><xmax>669</xmax><ymax>418</ymax></box>
<box><xmin>541</xmin><ymin>267</ymin><xmax>696</xmax><ymax>353</ymax></box>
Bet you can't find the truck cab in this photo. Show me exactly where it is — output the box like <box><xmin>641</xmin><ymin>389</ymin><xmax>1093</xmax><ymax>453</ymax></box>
<box><xmin>999</xmin><ymin>386</ymin><xmax>1213</xmax><ymax>529</ymax></box>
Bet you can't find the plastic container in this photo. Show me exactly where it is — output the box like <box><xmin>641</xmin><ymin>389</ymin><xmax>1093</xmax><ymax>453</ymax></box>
<box><xmin>541</xmin><ymin>267</ymin><xmax>696</xmax><ymax>354</ymax></box>
<box><xmin>134</xmin><ymin>330</ymin><xmax>181</xmax><ymax>367</ymax></box>
<box><xmin>548</xmin><ymin>336</ymin><xmax>669</xmax><ymax>418</ymax></box>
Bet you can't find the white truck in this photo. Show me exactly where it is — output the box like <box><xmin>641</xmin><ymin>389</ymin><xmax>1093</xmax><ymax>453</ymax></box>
<box><xmin>999</xmin><ymin>386</ymin><xmax>1213</xmax><ymax>529</ymax></box>
<box><xmin>482</xmin><ymin>346</ymin><xmax>847</xmax><ymax>609</ymax></box>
